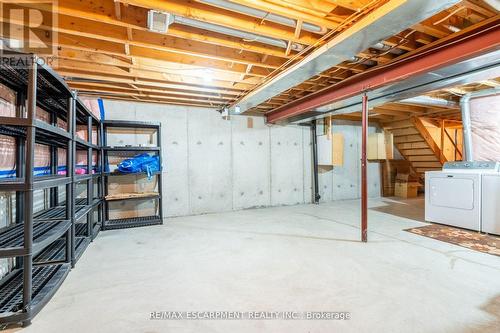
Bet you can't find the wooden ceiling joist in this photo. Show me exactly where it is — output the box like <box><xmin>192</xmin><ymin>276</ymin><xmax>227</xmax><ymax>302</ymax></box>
<box><xmin>56</xmin><ymin>53</ymin><xmax>264</xmax><ymax>85</ymax></box>
<box><xmin>63</xmin><ymin>2</ymin><xmax>293</xmax><ymax>59</ymax></box>
<box><xmin>117</xmin><ymin>0</ymin><xmax>320</xmax><ymax>45</ymax></box>
<box><xmin>63</xmin><ymin>72</ymin><xmax>246</xmax><ymax>96</ymax></box>
<box><xmin>4</xmin><ymin>0</ymin><xmax>496</xmax><ymax>111</ymax></box>
<box><xmin>1</xmin><ymin>12</ymin><xmax>286</xmax><ymax>72</ymax></box>
<box><xmin>52</xmin><ymin>33</ymin><xmax>272</xmax><ymax>78</ymax></box>
<box><xmin>68</xmin><ymin>81</ymin><xmax>237</xmax><ymax>100</ymax></box>
<box><xmin>57</xmin><ymin>60</ymin><xmax>261</xmax><ymax>88</ymax></box>
<box><xmin>80</xmin><ymin>88</ymin><xmax>229</xmax><ymax>104</ymax></box>
<box><xmin>193</xmin><ymin>0</ymin><xmax>342</xmax><ymax>28</ymax></box>
<box><xmin>58</xmin><ymin>65</ymin><xmax>256</xmax><ymax>92</ymax></box>
<box><xmin>98</xmin><ymin>94</ymin><xmax>216</xmax><ymax>107</ymax></box>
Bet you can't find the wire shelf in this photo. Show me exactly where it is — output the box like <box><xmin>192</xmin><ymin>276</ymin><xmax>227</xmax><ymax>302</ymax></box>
<box><xmin>104</xmin><ymin>216</ymin><xmax>162</xmax><ymax>230</ymax></box>
<box><xmin>0</xmin><ymin>263</ymin><xmax>70</xmax><ymax>318</ymax></box>
<box><xmin>34</xmin><ymin>237</ymin><xmax>89</xmax><ymax>265</ymax></box>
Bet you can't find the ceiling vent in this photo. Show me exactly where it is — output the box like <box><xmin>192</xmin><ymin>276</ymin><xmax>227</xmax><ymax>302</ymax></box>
<box><xmin>147</xmin><ymin>10</ymin><xmax>172</xmax><ymax>33</ymax></box>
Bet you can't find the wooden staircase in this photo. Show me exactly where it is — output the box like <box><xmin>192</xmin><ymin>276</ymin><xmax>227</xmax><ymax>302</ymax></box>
<box><xmin>382</xmin><ymin>117</ymin><xmax>447</xmax><ymax>180</ymax></box>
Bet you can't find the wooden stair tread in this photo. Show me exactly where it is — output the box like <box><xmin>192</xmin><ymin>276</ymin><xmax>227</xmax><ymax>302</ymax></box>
<box><xmin>407</xmin><ymin>155</ymin><xmax>440</xmax><ymax>162</ymax></box>
<box><xmin>382</xmin><ymin>119</ymin><xmax>414</xmax><ymax>130</ymax></box>
<box><xmin>382</xmin><ymin>116</ymin><xmax>460</xmax><ymax>177</ymax></box>
<box><xmin>389</xmin><ymin>128</ymin><xmax>420</xmax><ymax>136</ymax></box>
<box><xmin>396</xmin><ymin>142</ymin><xmax>429</xmax><ymax>149</ymax></box>
<box><xmin>416</xmin><ymin>167</ymin><xmax>442</xmax><ymax>173</ymax></box>
<box><xmin>394</xmin><ymin>137</ymin><xmax>425</xmax><ymax>144</ymax></box>
<box><xmin>402</xmin><ymin>149</ymin><xmax>435</xmax><ymax>156</ymax></box>
<box><xmin>412</xmin><ymin>161</ymin><xmax>443</xmax><ymax>167</ymax></box>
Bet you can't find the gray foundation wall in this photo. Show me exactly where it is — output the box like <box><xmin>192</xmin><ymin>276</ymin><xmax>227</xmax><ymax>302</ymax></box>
<box><xmin>102</xmin><ymin>100</ymin><xmax>380</xmax><ymax>217</ymax></box>
<box><xmin>318</xmin><ymin>120</ymin><xmax>382</xmax><ymax>202</ymax></box>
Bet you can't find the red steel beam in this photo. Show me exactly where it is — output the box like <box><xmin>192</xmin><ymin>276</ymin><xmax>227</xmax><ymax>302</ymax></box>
<box><xmin>266</xmin><ymin>18</ymin><xmax>500</xmax><ymax>124</ymax></box>
<box><xmin>361</xmin><ymin>94</ymin><xmax>368</xmax><ymax>242</ymax></box>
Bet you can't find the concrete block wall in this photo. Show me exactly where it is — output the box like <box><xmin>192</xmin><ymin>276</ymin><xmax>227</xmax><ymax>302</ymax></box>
<box><xmin>103</xmin><ymin>101</ymin><xmax>380</xmax><ymax>217</ymax></box>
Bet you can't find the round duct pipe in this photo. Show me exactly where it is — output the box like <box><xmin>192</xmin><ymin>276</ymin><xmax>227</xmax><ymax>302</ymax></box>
<box><xmin>173</xmin><ymin>16</ymin><xmax>305</xmax><ymax>51</ymax></box>
<box><xmin>199</xmin><ymin>0</ymin><xmax>327</xmax><ymax>34</ymax></box>
<box><xmin>400</xmin><ymin>96</ymin><xmax>459</xmax><ymax>108</ymax></box>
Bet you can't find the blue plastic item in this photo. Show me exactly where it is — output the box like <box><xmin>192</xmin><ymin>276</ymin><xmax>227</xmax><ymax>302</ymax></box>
<box><xmin>117</xmin><ymin>153</ymin><xmax>160</xmax><ymax>179</ymax></box>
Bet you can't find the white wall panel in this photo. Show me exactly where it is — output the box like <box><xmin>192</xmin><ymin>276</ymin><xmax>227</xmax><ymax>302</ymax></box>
<box><xmin>102</xmin><ymin>101</ymin><xmax>138</xmax><ymax>148</ymax></box>
<box><xmin>142</xmin><ymin>104</ymin><xmax>190</xmax><ymax>217</ymax></box>
<box><xmin>366</xmin><ymin>126</ymin><xmax>381</xmax><ymax>198</ymax></box>
<box><xmin>187</xmin><ymin>109</ymin><xmax>233</xmax><ymax>214</ymax></box>
<box><xmin>270</xmin><ymin>125</ymin><xmax>304</xmax><ymax>206</ymax></box>
<box><xmin>368</xmin><ymin>161</ymin><xmax>381</xmax><ymax>198</ymax></box>
<box><xmin>302</xmin><ymin>127</ymin><xmax>313</xmax><ymax>203</ymax></box>
<box><xmin>102</xmin><ymin>100</ymin><xmax>381</xmax><ymax>217</ymax></box>
<box><xmin>318</xmin><ymin>166</ymin><xmax>333</xmax><ymax>202</ymax></box>
<box><xmin>332</xmin><ymin>123</ymin><xmax>360</xmax><ymax>200</ymax></box>
<box><xmin>231</xmin><ymin>116</ymin><xmax>271</xmax><ymax>210</ymax></box>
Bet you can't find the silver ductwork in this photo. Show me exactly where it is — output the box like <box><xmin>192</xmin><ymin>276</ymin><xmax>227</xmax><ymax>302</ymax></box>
<box><xmin>484</xmin><ymin>0</ymin><xmax>500</xmax><ymax>11</ymax></box>
<box><xmin>400</xmin><ymin>96</ymin><xmax>459</xmax><ymax>108</ymax></box>
<box><xmin>289</xmin><ymin>50</ymin><xmax>500</xmax><ymax>124</ymax></box>
<box><xmin>198</xmin><ymin>0</ymin><xmax>327</xmax><ymax>34</ymax></box>
<box><xmin>372</xmin><ymin>42</ymin><xmax>391</xmax><ymax>51</ymax></box>
<box><xmin>230</xmin><ymin>0</ymin><xmax>462</xmax><ymax>114</ymax></box>
<box><xmin>460</xmin><ymin>87</ymin><xmax>500</xmax><ymax>162</ymax></box>
<box><xmin>460</xmin><ymin>94</ymin><xmax>473</xmax><ymax>162</ymax></box>
<box><xmin>173</xmin><ymin>16</ymin><xmax>304</xmax><ymax>51</ymax></box>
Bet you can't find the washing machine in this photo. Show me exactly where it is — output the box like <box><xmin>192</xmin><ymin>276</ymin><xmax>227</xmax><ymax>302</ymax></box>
<box><xmin>482</xmin><ymin>173</ymin><xmax>500</xmax><ymax>235</ymax></box>
<box><xmin>425</xmin><ymin>161</ymin><xmax>500</xmax><ymax>231</ymax></box>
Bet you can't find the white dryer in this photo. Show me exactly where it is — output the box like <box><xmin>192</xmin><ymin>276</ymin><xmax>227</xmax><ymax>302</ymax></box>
<box><xmin>482</xmin><ymin>174</ymin><xmax>500</xmax><ymax>235</ymax></box>
<box><xmin>425</xmin><ymin>161</ymin><xmax>500</xmax><ymax>232</ymax></box>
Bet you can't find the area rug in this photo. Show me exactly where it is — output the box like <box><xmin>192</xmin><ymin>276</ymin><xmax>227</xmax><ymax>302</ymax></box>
<box><xmin>405</xmin><ymin>224</ymin><xmax>500</xmax><ymax>256</ymax></box>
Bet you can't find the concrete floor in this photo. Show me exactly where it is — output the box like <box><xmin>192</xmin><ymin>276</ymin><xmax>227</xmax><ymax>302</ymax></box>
<box><xmin>10</xmin><ymin>198</ymin><xmax>500</xmax><ymax>333</ymax></box>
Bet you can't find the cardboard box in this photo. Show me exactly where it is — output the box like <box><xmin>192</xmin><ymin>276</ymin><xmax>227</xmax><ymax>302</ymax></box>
<box><xmin>106</xmin><ymin>127</ymin><xmax>157</xmax><ymax>147</ymax></box>
<box><xmin>380</xmin><ymin>160</ymin><xmax>412</xmax><ymax>197</ymax></box>
<box><xmin>107</xmin><ymin>174</ymin><xmax>158</xmax><ymax>195</ymax></box>
<box><xmin>395</xmin><ymin>182</ymin><xmax>419</xmax><ymax>198</ymax></box>
<box><xmin>394</xmin><ymin>173</ymin><xmax>419</xmax><ymax>198</ymax></box>
<box><xmin>108</xmin><ymin>199</ymin><xmax>158</xmax><ymax>220</ymax></box>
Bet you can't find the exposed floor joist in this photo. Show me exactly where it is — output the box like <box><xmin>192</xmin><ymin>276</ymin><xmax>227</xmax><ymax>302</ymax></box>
<box><xmin>3</xmin><ymin>0</ymin><xmax>497</xmax><ymax>109</ymax></box>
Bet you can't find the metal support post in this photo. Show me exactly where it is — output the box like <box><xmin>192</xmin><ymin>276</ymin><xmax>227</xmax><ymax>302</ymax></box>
<box><xmin>311</xmin><ymin>121</ymin><xmax>320</xmax><ymax>204</ymax></box>
<box><xmin>361</xmin><ymin>93</ymin><xmax>368</xmax><ymax>242</ymax></box>
<box><xmin>22</xmin><ymin>57</ymin><xmax>38</xmax><ymax>325</ymax></box>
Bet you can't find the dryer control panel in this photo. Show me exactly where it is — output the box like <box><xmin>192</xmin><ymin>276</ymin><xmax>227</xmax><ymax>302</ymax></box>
<box><xmin>443</xmin><ymin>161</ymin><xmax>500</xmax><ymax>172</ymax></box>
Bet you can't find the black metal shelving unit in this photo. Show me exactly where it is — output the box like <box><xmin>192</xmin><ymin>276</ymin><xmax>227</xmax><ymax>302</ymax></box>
<box><xmin>73</xmin><ymin>95</ymin><xmax>103</xmax><ymax>245</ymax></box>
<box><xmin>0</xmin><ymin>54</ymin><xmax>102</xmax><ymax>326</ymax></box>
<box><xmin>0</xmin><ymin>55</ymin><xmax>73</xmax><ymax>327</ymax></box>
<box><xmin>101</xmin><ymin>120</ymin><xmax>163</xmax><ymax>230</ymax></box>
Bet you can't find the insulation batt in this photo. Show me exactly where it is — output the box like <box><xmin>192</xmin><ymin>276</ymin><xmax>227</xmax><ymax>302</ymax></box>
<box><xmin>470</xmin><ymin>95</ymin><xmax>500</xmax><ymax>161</ymax></box>
<box><xmin>0</xmin><ymin>86</ymin><xmax>17</xmax><ymax>174</ymax></box>
<box><xmin>80</xmin><ymin>97</ymin><xmax>101</xmax><ymax>119</ymax></box>
<box><xmin>0</xmin><ymin>83</ymin><xmax>101</xmax><ymax>176</ymax></box>
<box><xmin>76</xmin><ymin>125</ymin><xmax>99</xmax><ymax>144</ymax></box>
<box><xmin>0</xmin><ymin>84</ymin><xmax>15</xmax><ymax>117</ymax></box>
